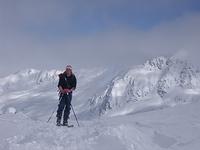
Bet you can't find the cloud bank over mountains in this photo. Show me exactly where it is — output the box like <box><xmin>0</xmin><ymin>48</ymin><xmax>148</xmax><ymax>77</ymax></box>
<box><xmin>0</xmin><ymin>0</ymin><xmax>200</xmax><ymax>76</ymax></box>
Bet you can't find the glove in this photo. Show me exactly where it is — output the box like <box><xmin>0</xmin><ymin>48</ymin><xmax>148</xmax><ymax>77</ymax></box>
<box><xmin>60</xmin><ymin>89</ymin><xmax>72</xmax><ymax>94</ymax></box>
<box><xmin>64</xmin><ymin>89</ymin><xmax>71</xmax><ymax>94</ymax></box>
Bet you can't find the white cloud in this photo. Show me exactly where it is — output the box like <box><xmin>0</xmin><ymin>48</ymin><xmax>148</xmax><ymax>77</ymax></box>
<box><xmin>0</xmin><ymin>1</ymin><xmax>200</xmax><ymax>76</ymax></box>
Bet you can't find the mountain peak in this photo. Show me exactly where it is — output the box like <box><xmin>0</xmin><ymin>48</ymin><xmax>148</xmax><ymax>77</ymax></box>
<box><xmin>144</xmin><ymin>56</ymin><xmax>167</xmax><ymax>70</ymax></box>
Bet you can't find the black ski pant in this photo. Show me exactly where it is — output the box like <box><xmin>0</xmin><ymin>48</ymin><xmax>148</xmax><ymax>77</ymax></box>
<box><xmin>56</xmin><ymin>93</ymin><xmax>72</xmax><ymax>123</ymax></box>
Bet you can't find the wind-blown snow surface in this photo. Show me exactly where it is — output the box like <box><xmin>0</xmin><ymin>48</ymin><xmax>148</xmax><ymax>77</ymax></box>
<box><xmin>1</xmin><ymin>56</ymin><xmax>200</xmax><ymax>150</ymax></box>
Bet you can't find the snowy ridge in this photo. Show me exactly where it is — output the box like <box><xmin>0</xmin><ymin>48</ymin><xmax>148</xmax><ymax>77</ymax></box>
<box><xmin>0</xmin><ymin>69</ymin><xmax>61</xmax><ymax>93</ymax></box>
<box><xmin>157</xmin><ymin>58</ymin><xmax>200</xmax><ymax>97</ymax></box>
<box><xmin>89</xmin><ymin>56</ymin><xmax>200</xmax><ymax>116</ymax></box>
<box><xmin>1</xmin><ymin>56</ymin><xmax>200</xmax><ymax>117</ymax></box>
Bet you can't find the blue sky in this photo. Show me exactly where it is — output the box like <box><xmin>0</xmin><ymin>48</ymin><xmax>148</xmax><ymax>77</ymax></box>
<box><xmin>21</xmin><ymin>0</ymin><xmax>200</xmax><ymax>38</ymax></box>
<box><xmin>0</xmin><ymin>0</ymin><xmax>200</xmax><ymax>76</ymax></box>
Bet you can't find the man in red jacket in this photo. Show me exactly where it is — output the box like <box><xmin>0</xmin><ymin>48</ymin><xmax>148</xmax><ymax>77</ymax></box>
<box><xmin>56</xmin><ymin>65</ymin><xmax>77</xmax><ymax>126</ymax></box>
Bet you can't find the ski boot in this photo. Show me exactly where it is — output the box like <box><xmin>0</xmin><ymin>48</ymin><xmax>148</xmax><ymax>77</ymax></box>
<box><xmin>56</xmin><ymin>118</ymin><xmax>62</xmax><ymax>126</ymax></box>
<box><xmin>63</xmin><ymin>121</ymin><xmax>74</xmax><ymax>127</ymax></box>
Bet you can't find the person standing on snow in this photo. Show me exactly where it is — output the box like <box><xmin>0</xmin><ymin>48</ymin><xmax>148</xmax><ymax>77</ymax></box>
<box><xmin>56</xmin><ymin>65</ymin><xmax>77</xmax><ymax>126</ymax></box>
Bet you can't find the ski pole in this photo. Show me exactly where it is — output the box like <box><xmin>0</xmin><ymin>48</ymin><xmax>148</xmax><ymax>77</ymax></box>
<box><xmin>71</xmin><ymin>104</ymin><xmax>80</xmax><ymax>127</ymax></box>
<box><xmin>47</xmin><ymin>95</ymin><xmax>63</xmax><ymax>123</ymax></box>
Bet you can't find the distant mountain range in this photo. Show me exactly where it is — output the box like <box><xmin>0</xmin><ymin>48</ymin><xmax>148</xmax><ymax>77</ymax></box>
<box><xmin>1</xmin><ymin>56</ymin><xmax>200</xmax><ymax>119</ymax></box>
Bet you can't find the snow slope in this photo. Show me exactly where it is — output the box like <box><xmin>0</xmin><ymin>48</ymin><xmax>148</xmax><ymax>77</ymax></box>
<box><xmin>1</xmin><ymin>98</ymin><xmax>200</xmax><ymax>150</ymax></box>
<box><xmin>1</xmin><ymin>56</ymin><xmax>200</xmax><ymax>150</ymax></box>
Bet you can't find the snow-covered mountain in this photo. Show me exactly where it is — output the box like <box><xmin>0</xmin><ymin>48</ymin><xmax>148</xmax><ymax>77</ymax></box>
<box><xmin>1</xmin><ymin>56</ymin><xmax>200</xmax><ymax>150</ymax></box>
<box><xmin>1</xmin><ymin>56</ymin><xmax>200</xmax><ymax>118</ymax></box>
<box><xmin>88</xmin><ymin>56</ymin><xmax>200</xmax><ymax>116</ymax></box>
<box><xmin>0</xmin><ymin>69</ymin><xmax>60</xmax><ymax>93</ymax></box>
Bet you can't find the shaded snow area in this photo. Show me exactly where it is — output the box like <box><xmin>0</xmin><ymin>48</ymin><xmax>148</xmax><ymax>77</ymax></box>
<box><xmin>1</xmin><ymin>56</ymin><xmax>200</xmax><ymax>150</ymax></box>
